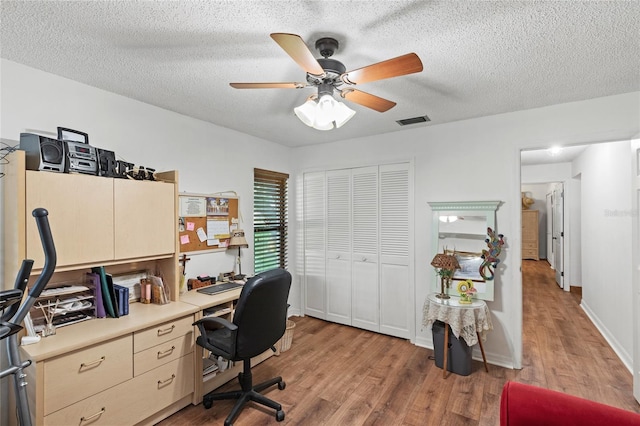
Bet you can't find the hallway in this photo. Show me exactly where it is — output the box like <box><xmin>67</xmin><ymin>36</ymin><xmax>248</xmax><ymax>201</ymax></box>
<box><xmin>521</xmin><ymin>259</ymin><xmax>635</xmax><ymax>409</ymax></box>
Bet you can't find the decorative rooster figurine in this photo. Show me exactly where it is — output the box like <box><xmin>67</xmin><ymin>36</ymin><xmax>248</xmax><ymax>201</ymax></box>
<box><xmin>480</xmin><ymin>227</ymin><xmax>505</xmax><ymax>281</ymax></box>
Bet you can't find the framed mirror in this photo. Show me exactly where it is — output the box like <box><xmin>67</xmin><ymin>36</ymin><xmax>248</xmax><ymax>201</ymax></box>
<box><xmin>428</xmin><ymin>201</ymin><xmax>500</xmax><ymax>301</ymax></box>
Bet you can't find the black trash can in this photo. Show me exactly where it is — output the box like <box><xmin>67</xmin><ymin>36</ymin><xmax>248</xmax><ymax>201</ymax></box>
<box><xmin>432</xmin><ymin>320</ymin><xmax>472</xmax><ymax>376</ymax></box>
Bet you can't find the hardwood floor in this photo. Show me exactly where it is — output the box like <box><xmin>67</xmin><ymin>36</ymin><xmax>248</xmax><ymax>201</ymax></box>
<box><xmin>158</xmin><ymin>260</ymin><xmax>639</xmax><ymax>425</ymax></box>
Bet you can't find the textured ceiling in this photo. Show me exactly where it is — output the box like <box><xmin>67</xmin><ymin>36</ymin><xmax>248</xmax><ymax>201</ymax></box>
<box><xmin>1</xmin><ymin>1</ymin><xmax>638</xmax><ymax>147</ymax></box>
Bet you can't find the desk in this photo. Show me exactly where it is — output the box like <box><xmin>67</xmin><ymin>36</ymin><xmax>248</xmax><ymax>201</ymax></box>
<box><xmin>422</xmin><ymin>293</ymin><xmax>493</xmax><ymax>377</ymax></box>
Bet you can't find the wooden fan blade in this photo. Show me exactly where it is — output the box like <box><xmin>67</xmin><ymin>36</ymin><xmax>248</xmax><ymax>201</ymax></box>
<box><xmin>270</xmin><ymin>33</ymin><xmax>325</xmax><ymax>76</ymax></box>
<box><xmin>341</xmin><ymin>53</ymin><xmax>423</xmax><ymax>85</ymax></box>
<box><xmin>230</xmin><ymin>82</ymin><xmax>307</xmax><ymax>89</ymax></box>
<box><xmin>341</xmin><ymin>89</ymin><xmax>396</xmax><ymax>112</ymax></box>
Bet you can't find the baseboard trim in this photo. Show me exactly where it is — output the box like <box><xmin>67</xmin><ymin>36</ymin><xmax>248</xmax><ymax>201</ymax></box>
<box><xmin>580</xmin><ymin>300</ymin><xmax>632</xmax><ymax>373</ymax></box>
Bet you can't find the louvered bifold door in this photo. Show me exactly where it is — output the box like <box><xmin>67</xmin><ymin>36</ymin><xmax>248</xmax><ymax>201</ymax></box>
<box><xmin>379</xmin><ymin>163</ymin><xmax>411</xmax><ymax>338</ymax></box>
<box><xmin>326</xmin><ymin>169</ymin><xmax>352</xmax><ymax>325</ymax></box>
<box><xmin>351</xmin><ymin>166</ymin><xmax>380</xmax><ymax>332</ymax></box>
<box><xmin>303</xmin><ymin>171</ymin><xmax>327</xmax><ymax>319</ymax></box>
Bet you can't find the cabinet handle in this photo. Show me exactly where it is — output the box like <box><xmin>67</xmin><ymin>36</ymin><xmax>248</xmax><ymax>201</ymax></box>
<box><xmin>157</xmin><ymin>374</ymin><xmax>176</xmax><ymax>387</ymax></box>
<box><xmin>81</xmin><ymin>407</ymin><xmax>105</xmax><ymax>423</ymax></box>
<box><xmin>362</xmin><ymin>257</ymin><xmax>367</xmax><ymax>262</ymax></box>
<box><xmin>157</xmin><ymin>325</ymin><xmax>175</xmax><ymax>336</ymax></box>
<box><xmin>80</xmin><ymin>356</ymin><xmax>105</xmax><ymax>370</ymax></box>
<box><xmin>336</xmin><ymin>255</ymin><xmax>340</xmax><ymax>259</ymax></box>
<box><xmin>157</xmin><ymin>346</ymin><xmax>176</xmax><ymax>358</ymax></box>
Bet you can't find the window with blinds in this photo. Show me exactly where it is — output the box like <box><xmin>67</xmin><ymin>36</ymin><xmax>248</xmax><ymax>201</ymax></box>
<box><xmin>253</xmin><ymin>168</ymin><xmax>289</xmax><ymax>274</ymax></box>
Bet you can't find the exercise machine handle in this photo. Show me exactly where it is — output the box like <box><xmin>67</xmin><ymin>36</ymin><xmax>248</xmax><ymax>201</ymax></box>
<box><xmin>10</xmin><ymin>208</ymin><xmax>57</xmax><ymax>326</ymax></box>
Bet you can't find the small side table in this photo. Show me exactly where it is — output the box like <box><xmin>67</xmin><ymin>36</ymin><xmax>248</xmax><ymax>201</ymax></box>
<box><xmin>422</xmin><ymin>293</ymin><xmax>493</xmax><ymax>378</ymax></box>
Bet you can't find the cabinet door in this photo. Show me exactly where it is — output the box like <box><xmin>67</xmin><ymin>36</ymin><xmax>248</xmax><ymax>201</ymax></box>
<box><xmin>26</xmin><ymin>171</ymin><xmax>114</xmax><ymax>268</ymax></box>
<box><xmin>114</xmin><ymin>179</ymin><xmax>176</xmax><ymax>259</ymax></box>
<box><xmin>379</xmin><ymin>163</ymin><xmax>411</xmax><ymax>338</ymax></box>
<box><xmin>326</xmin><ymin>170</ymin><xmax>351</xmax><ymax>325</ymax></box>
<box><xmin>351</xmin><ymin>166</ymin><xmax>379</xmax><ymax>332</ymax></box>
<box><xmin>303</xmin><ymin>172</ymin><xmax>326</xmax><ymax>319</ymax></box>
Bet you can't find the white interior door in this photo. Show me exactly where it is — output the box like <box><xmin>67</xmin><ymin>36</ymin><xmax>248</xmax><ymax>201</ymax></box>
<box><xmin>631</xmin><ymin>138</ymin><xmax>640</xmax><ymax>403</ymax></box>
<box><xmin>303</xmin><ymin>172</ymin><xmax>327</xmax><ymax>319</ymax></box>
<box><xmin>546</xmin><ymin>192</ymin><xmax>555</xmax><ymax>269</ymax></box>
<box><xmin>326</xmin><ymin>170</ymin><xmax>352</xmax><ymax>325</ymax></box>
<box><xmin>552</xmin><ymin>184</ymin><xmax>564</xmax><ymax>288</ymax></box>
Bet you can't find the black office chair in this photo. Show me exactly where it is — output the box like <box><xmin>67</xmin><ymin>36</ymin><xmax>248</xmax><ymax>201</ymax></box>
<box><xmin>193</xmin><ymin>268</ymin><xmax>292</xmax><ymax>426</ymax></box>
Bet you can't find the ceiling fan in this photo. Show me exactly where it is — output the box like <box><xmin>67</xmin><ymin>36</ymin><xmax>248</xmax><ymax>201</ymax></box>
<box><xmin>230</xmin><ymin>33</ymin><xmax>423</xmax><ymax>129</ymax></box>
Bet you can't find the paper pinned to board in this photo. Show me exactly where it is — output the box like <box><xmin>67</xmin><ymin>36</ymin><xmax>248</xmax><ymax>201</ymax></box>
<box><xmin>180</xmin><ymin>234</ymin><xmax>190</xmax><ymax>245</ymax></box>
<box><xmin>196</xmin><ymin>227</ymin><xmax>207</xmax><ymax>242</ymax></box>
<box><xmin>207</xmin><ymin>219</ymin><xmax>230</xmax><ymax>239</ymax></box>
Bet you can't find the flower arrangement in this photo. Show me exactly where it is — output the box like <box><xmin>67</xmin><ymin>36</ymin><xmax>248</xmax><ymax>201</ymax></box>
<box><xmin>456</xmin><ymin>279</ymin><xmax>477</xmax><ymax>304</ymax></box>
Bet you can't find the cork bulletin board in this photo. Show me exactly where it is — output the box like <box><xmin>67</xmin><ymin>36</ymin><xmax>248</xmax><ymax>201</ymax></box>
<box><xmin>178</xmin><ymin>193</ymin><xmax>239</xmax><ymax>253</ymax></box>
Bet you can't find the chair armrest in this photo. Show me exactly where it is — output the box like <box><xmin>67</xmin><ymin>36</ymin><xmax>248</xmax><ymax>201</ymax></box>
<box><xmin>193</xmin><ymin>316</ymin><xmax>238</xmax><ymax>332</ymax></box>
<box><xmin>193</xmin><ymin>316</ymin><xmax>239</xmax><ymax>358</ymax></box>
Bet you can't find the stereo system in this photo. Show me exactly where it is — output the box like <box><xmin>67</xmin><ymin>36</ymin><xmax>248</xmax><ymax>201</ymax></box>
<box><xmin>20</xmin><ymin>133</ymin><xmax>104</xmax><ymax>176</ymax></box>
<box><xmin>64</xmin><ymin>140</ymin><xmax>97</xmax><ymax>175</ymax></box>
<box><xmin>19</xmin><ymin>133</ymin><xmax>66</xmax><ymax>173</ymax></box>
<box><xmin>19</xmin><ymin>133</ymin><xmax>152</xmax><ymax>180</ymax></box>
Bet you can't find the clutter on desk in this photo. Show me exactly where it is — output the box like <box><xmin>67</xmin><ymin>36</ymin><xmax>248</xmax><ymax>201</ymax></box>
<box><xmin>30</xmin><ymin>282</ymin><xmax>94</xmax><ymax>336</ymax></box>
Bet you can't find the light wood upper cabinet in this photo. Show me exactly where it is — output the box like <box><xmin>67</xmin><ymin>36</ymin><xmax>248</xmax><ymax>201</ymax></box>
<box><xmin>26</xmin><ymin>171</ymin><xmax>114</xmax><ymax>268</ymax></box>
<box><xmin>114</xmin><ymin>178</ymin><xmax>176</xmax><ymax>259</ymax></box>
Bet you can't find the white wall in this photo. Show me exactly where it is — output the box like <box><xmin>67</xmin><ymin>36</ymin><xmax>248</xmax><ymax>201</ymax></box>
<box><xmin>0</xmin><ymin>59</ymin><xmax>295</xmax><ymax>284</ymax></box>
<box><xmin>1</xmin><ymin>58</ymin><xmax>639</xmax><ymax>391</ymax></box>
<box><xmin>573</xmin><ymin>140</ymin><xmax>633</xmax><ymax>369</ymax></box>
<box><xmin>293</xmin><ymin>91</ymin><xmax>640</xmax><ymax>369</ymax></box>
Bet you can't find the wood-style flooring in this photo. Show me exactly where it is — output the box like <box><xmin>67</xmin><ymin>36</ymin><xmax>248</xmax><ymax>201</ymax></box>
<box><xmin>158</xmin><ymin>260</ymin><xmax>639</xmax><ymax>425</ymax></box>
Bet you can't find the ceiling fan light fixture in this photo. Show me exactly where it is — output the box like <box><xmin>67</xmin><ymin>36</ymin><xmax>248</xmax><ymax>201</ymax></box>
<box><xmin>293</xmin><ymin>99</ymin><xmax>317</xmax><ymax>127</ymax></box>
<box><xmin>333</xmin><ymin>101</ymin><xmax>356</xmax><ymax>128</ymax></box>
<box><xmin>294</xmin><ymin>94</ymin><xmax>357</xmax><ymax>131</ymax></box>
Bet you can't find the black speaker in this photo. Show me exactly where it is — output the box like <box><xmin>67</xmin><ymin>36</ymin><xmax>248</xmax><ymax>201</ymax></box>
<box><xmin>20</xmin><ymin>133</ymin><xmax>65</xmax><ymax>172</ymax></box>
<box><xmin>96</xmin><ymin>148</ymin><xmax>117</xmax><ymax>177</ymax></box>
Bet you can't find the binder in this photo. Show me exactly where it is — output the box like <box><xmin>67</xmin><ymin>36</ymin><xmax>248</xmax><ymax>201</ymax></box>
<box><xmin>91</xmin><ymin>267</ymin><xmax>115</xmax><ymax>318</ymax></box>
<box><xmin>87</xmin><ymin>273</ymin><xmax>106</xmax><ymax>318</ymax></box>
<box><xmin>113</xmin><ymin>284</ymin><xmax>129</xmax><ymax>316</ymax></box>
<box><xmin>105</xmin><ymin>273</ymin><xmax>120</xmax><ymax>318</ymax></box>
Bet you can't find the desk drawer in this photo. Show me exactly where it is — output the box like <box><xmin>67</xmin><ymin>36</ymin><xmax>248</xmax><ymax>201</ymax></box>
<box><xmin>44</xmin><ymin>354</ymin><xmax>194</xmax><ymax>426</ymax></box>
<box><xmin>43</xmin><ymin>335</ymin><xmax>133</xmax><ymax>415</ymax></box>
<box><xmin>134</xmin><ymin>315</ymin><xmax>193</xmax><ymax>353</ymax></box>
<box><xmin>134</xmin><ymin>333</ymin><xmax>193</xmax><ymax>376</ymax></box>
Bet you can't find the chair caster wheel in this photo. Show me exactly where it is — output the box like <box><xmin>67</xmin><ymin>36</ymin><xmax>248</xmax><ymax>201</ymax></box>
<box><xmin>203</xmin><ymin>399</ymin><xmax>213</xmax><ymax>409</ymax></box>
<box><xmin>276</xmin><ymin>410</ymin><xmax>285</xmax><ymax>422</ymax></box>
<box><xmin>278</xmin><ymin>381</ymin><xmax>286</xmax><ymax>390</ymax></box>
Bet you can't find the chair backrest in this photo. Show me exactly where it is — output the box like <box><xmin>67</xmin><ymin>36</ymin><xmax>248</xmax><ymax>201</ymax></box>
<box><xmin>233</xmin><ymin>268</ymin><xmax>292</xmax><ymax>359</ymax></box>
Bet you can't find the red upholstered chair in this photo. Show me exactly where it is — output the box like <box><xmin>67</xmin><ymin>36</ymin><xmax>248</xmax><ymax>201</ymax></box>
<box><xmin>500</xmin><ymin>381</ymin><xmax>640</xmax><ymax>426</ymax></box>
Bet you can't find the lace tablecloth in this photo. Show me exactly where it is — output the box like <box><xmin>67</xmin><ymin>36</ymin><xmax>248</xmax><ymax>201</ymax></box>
<box><xmin>422</xmin><ymin>293</ymin><xmax>493</xmax><ymax>346</ymax></box>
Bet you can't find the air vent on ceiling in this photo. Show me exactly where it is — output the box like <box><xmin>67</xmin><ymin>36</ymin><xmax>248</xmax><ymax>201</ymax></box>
<box><xmin>396</xmin><ymin>115</ymin><xmax>430</xmax><ymax>126</ymax></box>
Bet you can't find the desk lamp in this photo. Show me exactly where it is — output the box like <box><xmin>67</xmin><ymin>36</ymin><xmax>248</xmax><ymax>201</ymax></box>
<box><xmin>228</xmin><ymin>229</ymin><xmax>249</xmax><ymax>280</ymax></box>
<box><xmin>431</xmin><ymin>252</ymin><xmax>460</xmax><ymax>299</ymax></box>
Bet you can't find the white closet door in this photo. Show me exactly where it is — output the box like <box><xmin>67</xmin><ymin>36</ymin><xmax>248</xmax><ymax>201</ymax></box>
<box><xmin>303</xmin><ymin>171</ymin><xmax>326</xmax><ymax>319</ymax></box>
<box><xmin>379</xmin><ymin>163</ymin><xmax>411</xmax><ymax>338</ymax></box>
<box><xmin>351</xmin><ymin>166</ymin><xmax>380</xmax><ymax>332</ymax></box>
<box><xmin>326</xmin><ymin>169</ymin><xmax>352</xmax><ymax>325</ymax></box>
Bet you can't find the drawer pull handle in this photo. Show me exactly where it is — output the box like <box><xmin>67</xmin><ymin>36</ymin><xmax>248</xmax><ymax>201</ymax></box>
<box><xmin>157</xmin><ymin>346</ymin><xmax>176</xmax><ymax>358</ymax></box>
<box><xmin>80</xmin><ymin>356</ymin><xmax>105</xmax><ymax>369</ymax></box>
<box><xmin>158</xmin><ymin>374</ymin><xmax>176</xmax><ymax>387</ymax></box>
<box><xmin>157</xmin><ymin>325</ymin><xmax>175</xmax><ymax>336</ymax></box>
<box><xmin>81</xmin><ymin>407</ymin><xmax>105</xmax><ymax>423</ymax></box>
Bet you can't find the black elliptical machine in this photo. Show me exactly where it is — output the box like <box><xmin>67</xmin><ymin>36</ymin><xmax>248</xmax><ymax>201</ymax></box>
<box><xmin>0</xmin><ymin>208</ymin><xmax>56</xmax><ymax>426</ymax></box>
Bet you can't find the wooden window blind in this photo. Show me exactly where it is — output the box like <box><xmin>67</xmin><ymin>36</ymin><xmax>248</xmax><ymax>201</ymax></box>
<box><xmin>253</xmin><ymin>168</ymin><xmax>289</xmax><ymax>274</ymax></box>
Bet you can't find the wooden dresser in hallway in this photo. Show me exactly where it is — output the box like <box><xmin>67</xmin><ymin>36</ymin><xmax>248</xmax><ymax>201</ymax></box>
<box><xmin>522</xmin><ymin>209</ymin><xmax>539</xmax><ymax>260</ymax></box>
